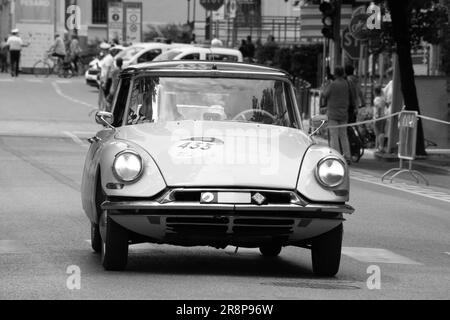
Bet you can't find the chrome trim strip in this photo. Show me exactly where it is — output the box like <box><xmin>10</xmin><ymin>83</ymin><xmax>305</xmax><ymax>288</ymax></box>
<box><xmin>101</xmin><ymin>200</ymin><xmax>354</xmax><ymax>214</ymax></box>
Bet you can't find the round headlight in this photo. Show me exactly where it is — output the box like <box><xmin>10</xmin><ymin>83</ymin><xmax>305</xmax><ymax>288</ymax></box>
<box><xmin>113</xmin><ymin>151</ymin><xmax>143</xmax><ymax>182</ymax></box>
<box><xmin>316</xmin><ymin>157</ymin><xmax>346</xmax><ymax>188</ymax></box>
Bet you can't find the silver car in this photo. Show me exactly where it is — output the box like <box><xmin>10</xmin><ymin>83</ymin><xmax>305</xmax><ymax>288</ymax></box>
<box><xmin>81</xmin><ymin>61</ymin><xmax>354</xmax><ymax>275</ymax></box>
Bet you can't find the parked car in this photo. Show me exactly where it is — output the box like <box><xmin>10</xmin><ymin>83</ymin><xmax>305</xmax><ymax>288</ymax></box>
<box><xmin>85</xmin><ymin>45</ymin><xmax>125</xmax><ymax>88</ymax></box>
<box><xmin>115</xmin><ymin>42</ymin><xmax>192</xmax><ymax>68</ymax></box>
<box><xmin>81</xmin><ymin>61</ymin><xmax>354</xmax><ymax>275</ymax></box>
<box><xmin>153</xmin><ymin>46</ymin><xmax>244</xmax><ymax>62</ymax></box>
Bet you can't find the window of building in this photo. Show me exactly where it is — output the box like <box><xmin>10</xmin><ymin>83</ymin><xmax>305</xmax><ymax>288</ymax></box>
<box><xmin>92</xmin><ymin>0</ymin><xmax>108</xmax><ymax>24</ymax></box>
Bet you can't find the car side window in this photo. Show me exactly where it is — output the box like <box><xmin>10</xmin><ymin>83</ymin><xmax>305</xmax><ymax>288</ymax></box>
<box><xmin>206</xmin><ymin>54</ymin><xmax>238</xmax><ymax>62</ymax></box>
<box><xmin>126</xmin><ymin>77</ymin><xmax>158</xmax><ymax>125</ymax></box>
<box><xmin>181</xmin><ymin>53</ymin><xmax>200</xmax><ymax>60</ymax></box>
<box><xmin>112</xmin><ymin>78</ymin><xmax>130</xmax><ymax>127</ymax></box>
<box><xmin>137</xmin><ymin>49</ymin><xmax>162</xmax><ymax>63</ymax></box>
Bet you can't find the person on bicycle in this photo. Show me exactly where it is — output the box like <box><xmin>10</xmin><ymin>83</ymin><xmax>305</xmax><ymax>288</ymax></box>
<box><xmin>69</xmin><ymin>35</ymin><xmax>82</xmax><ymax>75</ymax></box>
<box><xmin>49</xmin><ymin>34</ymin><xmax>66</xmax><ymax>67</ymax></box>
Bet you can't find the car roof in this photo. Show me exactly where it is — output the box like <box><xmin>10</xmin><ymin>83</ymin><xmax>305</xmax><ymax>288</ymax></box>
<box><xmin>164</xmin><ymin>46</ymin><xmax>242</xmax><ymax>56</ymax></box>
<box><xmin>122</xmin><ymin>60</ymin><xmax>289</xmax><ymax>77</ymax></box>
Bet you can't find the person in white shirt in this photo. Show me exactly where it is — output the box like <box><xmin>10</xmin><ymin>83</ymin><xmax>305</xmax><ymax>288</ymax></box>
<box><xmin>373</xmin><ymin>86</ymin><xmax>387</xmax><ymax>152</ymax></box>
<box><xmin>6</xmin><ymin>29</ymin><xmax>28</xmax><ymax>77</ymax></box>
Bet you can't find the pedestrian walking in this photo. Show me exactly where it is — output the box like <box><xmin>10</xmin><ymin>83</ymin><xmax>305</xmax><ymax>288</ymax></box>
<box><xmin>321</xmin><ymin>66</ymin><xmax>352</xmax><ymax>164</ymax></box>
<box><xmin>373</xmin><ymin>85</ymin><xmax>387</xmax><ymax>153</ymax></box>
<box><xmin>6</xmin><ymin>29</ymin><xmax>29</xmax><ymax>77</ymax></box>
<box><xmin>245</xmin><ymin>35</ymin><xmax>255</xmax><ymax>62</ymax></box>
<box><xmin>0</xmin><ymin>38</ymin><xmax>8</xmax><ymax>73</ymax></box>
<box><xmin>345</xmin><ymin>64</ymin><xmax>365</xmax><ymax>123</ymax></box>
<box><xmin>106</xmin><ymin>57</ymin><xmax>124</xmax><ymax>112</ymax></box>
<box><xmin>238</xmin><ymin>39</ymin><xmax>247</xmax><ymax>58</ymax></box>
<box><xmin>69</xmin><ymin>35</ymin><xmax>82</xmax><ymax>75</ymax></box>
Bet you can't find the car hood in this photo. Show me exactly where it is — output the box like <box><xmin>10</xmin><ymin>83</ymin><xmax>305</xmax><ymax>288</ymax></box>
<box><xmin>115</xmin><ymin>121</ymin><xmax>312</xmax><ymax>189</ymax></box>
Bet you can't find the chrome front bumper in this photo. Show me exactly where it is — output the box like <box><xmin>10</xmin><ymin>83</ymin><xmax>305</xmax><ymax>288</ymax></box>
<box><xmin>101</xmin><ymin>188</ymin><xmax>354</xmax><ymax>218</ymax></box>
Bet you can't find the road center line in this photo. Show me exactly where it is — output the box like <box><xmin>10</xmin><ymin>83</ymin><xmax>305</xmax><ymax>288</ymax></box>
<box><xmin>63</xmin><ymin>131</ymin><xmax>89</xmax><ymax>148</ymax></box>
<box><xmin>51</xmin><ymin>81</ymin><xmax>97</xmax><ymax>110</ymax></box>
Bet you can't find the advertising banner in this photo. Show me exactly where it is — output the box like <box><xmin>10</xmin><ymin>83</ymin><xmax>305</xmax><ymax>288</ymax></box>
<box><xmin>125</xmin><ymin>3</ymin><xmax>142</xmax><ymax>44</ymax></box>
<box><xmin>15</xmin><ymin>0</ymin><xmax>54</xmax><ymax>24</ymax></box>
<box><xmin>108</xmin><ymin>2</ymin><xmax>124</xmax><ymax>43</ymax></box>
<box><xmin>15</xmin><ymin>0</ymin><xmax>55</xmax><ymax>69</ymax></box>
<box><xmin>15</xmin><ymin>23</ymin><xmax>54</xmax><ymax>68</ymax></box>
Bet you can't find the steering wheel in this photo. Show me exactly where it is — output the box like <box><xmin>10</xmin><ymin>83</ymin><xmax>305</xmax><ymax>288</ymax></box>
<box><xmin>232</xmin><ymin>109</ymin><xmax>276</xmax><ymax>123</ymax></box>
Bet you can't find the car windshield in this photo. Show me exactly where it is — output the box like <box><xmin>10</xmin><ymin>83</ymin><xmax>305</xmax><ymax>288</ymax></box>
<box><xmin>153</xmin><ymin>50</ymin><xmax>183</xmax><ymax>61</ymax></box>
<box><xmin>116</xmin><ymin>46</ymin><xmax>144</xmax><ymax>60</ymax></box>
<box><xmin>125</xmin><ymin>76</ymin><xmax>298</xmax><ymax>128</ymax></box>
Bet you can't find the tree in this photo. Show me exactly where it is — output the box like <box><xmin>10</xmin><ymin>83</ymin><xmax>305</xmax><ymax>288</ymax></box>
<box><xmin>375</xmin><ymin>0</ymin><xmax>448</xmax><ymax>156</ymax></box>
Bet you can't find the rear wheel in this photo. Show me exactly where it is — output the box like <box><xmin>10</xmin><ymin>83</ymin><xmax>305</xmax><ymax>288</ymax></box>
<box><xmin>259</xmin><ymin>244</ymin><xmax>282</xmax><ymax>257</ymax></box>
<box><xmin>311</xmin><ymin>224</ymin><xmax>343</xmax><ymax>277</ymax></box>
<box><xmin>100</xmin><ymin>211</ymin><xmax>129</xmax><ymax>271</ymax></box>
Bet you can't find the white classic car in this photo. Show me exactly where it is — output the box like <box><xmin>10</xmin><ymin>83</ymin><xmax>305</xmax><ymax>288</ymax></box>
<box><xmin>81</xmin><ymin>61</ymin><xmax>354</xmax><ymax>275</ymax></box>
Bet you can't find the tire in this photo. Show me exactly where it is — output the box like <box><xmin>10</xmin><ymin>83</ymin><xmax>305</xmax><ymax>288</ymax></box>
<box><xmin>259</xmin><ymin>244</ymin><xmax>282</xmax><ymax>257</ymax></box>
<box><xmin>100</xmin><ymin>211</ymin><xmax>129</xmax><ymax>271</ymax></box>
<box><xmin>33</xmin><ymin>61</ymin><xmax>50</xmax><ymax>77</ymax></box>
<box><xmin>311</xmin><ymin>224</ymin><xmax>343</xmax><ymax>277</ymax></box>
<box><xmin>91</xmin><ymin>222</ymin><xmax>101</xmax><ymax>253</ymax></box>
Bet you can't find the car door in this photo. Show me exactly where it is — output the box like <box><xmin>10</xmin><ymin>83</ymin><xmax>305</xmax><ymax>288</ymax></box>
<box><xmin>81</xmin><ymin>78</ymin><xmax>130</xmax><ymax>222</ymax></box>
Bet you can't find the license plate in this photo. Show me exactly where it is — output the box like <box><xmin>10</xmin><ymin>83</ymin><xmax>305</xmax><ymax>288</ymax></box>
<box><xmin>200</xmin><ymin>192</ymin><xmax>251</xmax><ymax>204</ymax></box>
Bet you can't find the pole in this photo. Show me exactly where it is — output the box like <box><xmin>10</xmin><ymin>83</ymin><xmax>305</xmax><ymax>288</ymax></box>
<box><xmin>54</xmin><ymin>0</ymin><xmax>57</xmax><ymax>35</ymax></box>
<box><xmin>187</xmin><ymin>0</ymin><xmax>191</xmax><ymax>24</ymax></box>
<box><xmin>333</xmin><ymin>0</ymin><xmax>342</xmax><ymax>68</ymax></box>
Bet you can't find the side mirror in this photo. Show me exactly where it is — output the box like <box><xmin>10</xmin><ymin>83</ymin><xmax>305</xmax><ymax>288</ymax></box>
<box><xmin>95</xmin><ymin>111</ymin><xmax>115</xmax><ymax>130</ymax></box>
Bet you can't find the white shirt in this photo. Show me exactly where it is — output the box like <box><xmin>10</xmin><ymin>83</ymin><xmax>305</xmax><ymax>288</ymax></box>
<box><xmin>6</xmin><ymin>35</ymin><xmax>23</xmax><ymax>51</ymax></box>
<box><xmin>383</xmin><ymin>80</ymin><xmax>393</xmax><ymax>104</ymax></box>
<box><xmin>99</xmin><ymin>54</ymin><xmax>114</xmax><ymax>82</ymax></box>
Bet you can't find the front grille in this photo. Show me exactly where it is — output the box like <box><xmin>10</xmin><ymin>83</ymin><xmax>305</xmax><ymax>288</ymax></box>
<box><xmin>164</xmin><ymin>216</ymin><xmax>295</xmax><ymax>237</ymax></box>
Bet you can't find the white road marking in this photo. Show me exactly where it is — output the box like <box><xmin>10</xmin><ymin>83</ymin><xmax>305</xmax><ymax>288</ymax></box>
<box><xmin>351</xmin><ymin>170</ymin><xmax>450</xmax><ymax>204</ymax></box>
<box><xmin>25</xmin><ymin>79</ymin><xmax>43</xmax><ymax>83</ymax></box>
<box><xmin>63</xmin><ymin>131</ymin><xmax>89</xmax><ymax>148</ymax></box>
<box><xmin>51</xmin><ymin>81</ymin><xmax>97</xmax><ymax>110</ymax></box>
<box><xmin>342</xmin><ymin>247</ymin><xmax>422</xmax><ymax>265</ymax></box>
<box><xmin>0</xmin><ymin>240</ymin><xmax>29</xmax><ymax>254</ymax></box>
<box><xmin>444</xmin><ymin>252</ymin><xmax>450</xmax><ymax>256</ymax></box>
<box><xmin>0</xmin><ymin>79</ymin><xmax>13</xmax><ymax>82</ymax></box>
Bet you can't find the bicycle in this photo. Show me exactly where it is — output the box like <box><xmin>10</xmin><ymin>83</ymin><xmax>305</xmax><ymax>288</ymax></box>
<box><xmin>32</xmin><ymin>51</ymin><xmax>74</xmax><ymax>78</ymax></box>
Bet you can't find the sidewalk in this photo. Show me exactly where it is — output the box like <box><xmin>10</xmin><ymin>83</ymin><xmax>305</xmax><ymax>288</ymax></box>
<box><xmin>314</xmin><ymin>137</ymin><xmax>450</xmax><ymax>190</ymax></box>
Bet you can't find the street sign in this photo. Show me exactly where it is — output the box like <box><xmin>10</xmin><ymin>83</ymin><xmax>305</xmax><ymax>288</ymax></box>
<box><xmin>108</xmin><ymin>2</ymin><xmax>124</xmax><ymax>42</ymax></box>
<box><xmin>200</xmin><ymin>0</ymin><xmax>224</xmax><ymax>11</ymax></box>
<box><xmin>229</xmin><ymin>0</ymin><xmax>237</xmax><ymax>18</ymax></box>
<box><xmin>124</xmin><ymin>2</ymin><xmax>142</xmax><ymax>44</ymax></box>
<box><xmin>342</xmin><ymin>26</ymin><xmax>361</xmax><ymax>60</ymax></box>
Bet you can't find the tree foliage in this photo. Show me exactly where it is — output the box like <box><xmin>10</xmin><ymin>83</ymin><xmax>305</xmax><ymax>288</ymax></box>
<box><xmin>369</xmin><ymin>0</ymin><xmax>448</xmax><ymax>54</ymax></box>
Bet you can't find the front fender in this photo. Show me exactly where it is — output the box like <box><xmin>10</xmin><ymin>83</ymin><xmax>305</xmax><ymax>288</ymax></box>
<box><xmin>296</xmin><ymin>145</ymin><xmax>350</xmax><ymax>203</ymax></box>
<box><xmin>99</xmin><ymin>140</ymin><xmax>167</xmax><ymax>198</ymax></box>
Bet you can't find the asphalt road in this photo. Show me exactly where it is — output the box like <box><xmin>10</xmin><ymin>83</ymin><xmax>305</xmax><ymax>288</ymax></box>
<box><xmin>0</xmin><ymin>74</ymin><xmax>449</xmax><ymax>300</ymax></box>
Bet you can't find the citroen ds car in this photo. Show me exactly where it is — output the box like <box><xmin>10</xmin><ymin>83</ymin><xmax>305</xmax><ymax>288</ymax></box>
<box><xmin>81</xmin><ymin>61</ymin><xmax>354</xmax><ymax>275</ymax></box>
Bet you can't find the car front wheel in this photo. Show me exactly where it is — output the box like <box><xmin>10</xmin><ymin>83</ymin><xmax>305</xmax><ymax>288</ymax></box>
<box><xmin>91</xmin><ymin>222</ymin><xmax>101</xmax><ymax>253</ymax></box>
<box><xmin>100</xmin><ymin>211</ymin><xmax>129</xmax><ymax>271</ymax></box>
<box><xmin>259</xmin><ymin>244</ymin><xmax>282</xmax><ymax>257</ymax></box>
<box><xmin>311</xmin><ymin>224</ymin><xmax>343</xmax><ymax>277</ymax></box>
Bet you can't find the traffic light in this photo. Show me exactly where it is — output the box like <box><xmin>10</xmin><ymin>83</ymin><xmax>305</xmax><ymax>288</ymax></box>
<box><xmin>319</xmin><ymin>1</ymin><xmax>336</xmax><ymax>39</ymax></box>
